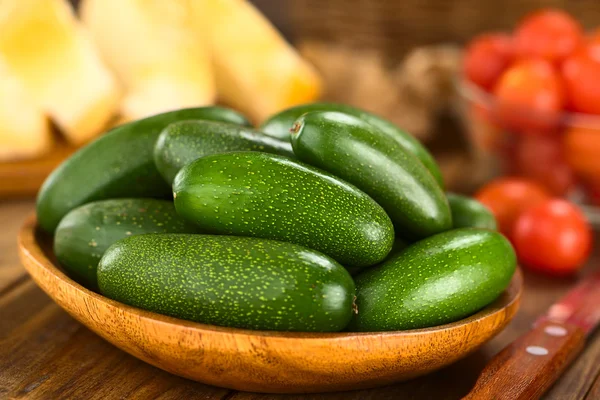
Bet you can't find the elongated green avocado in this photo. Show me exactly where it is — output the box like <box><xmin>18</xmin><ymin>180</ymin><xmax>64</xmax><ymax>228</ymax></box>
<box><xmin>154</xmin><ymin>120</ymin><xmax>294</xmax><ymax>184</ymax></box>
<box><xmin>173</xmin><ymin>152</ymin><xmax>394</xmax><ymax>268</ymax></box>
<box><xmin>54</xmin><ymin>198</ymin><xmax>198</xmax><ymax>290</ymax></box>
<box><xmin>37</xmin><ymin>107</ymin><xmax>250</xmax><ymax>233</ymax></box>
<box><xmin>349</xmin><ymin>228</ymin><xmax>516</xmax><ymax>331</ymax></box>
<box><xmin>291</xmin><ymin>111</ymin><xmax>451</xmax><ymax>239</ymax></box>
<box><xmin>259</xmin><ymin>102</ymin><xmax>444</xmax><ymax>187</ymax></box>
<box><xmin>98</xmin><ymin>234</ymin><xmax>356</xmax><ymax>332</ymax></box>
<box><xmin>447</xmin><ymin>193</ymin><xmax>497</xmax><ymax>230</ymax></box>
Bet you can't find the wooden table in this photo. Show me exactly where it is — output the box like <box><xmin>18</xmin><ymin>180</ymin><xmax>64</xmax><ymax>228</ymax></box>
<box><xmin>1</xmin><ymin>199</ymin><xmax>600</xmax><ymax>399</ymax></box>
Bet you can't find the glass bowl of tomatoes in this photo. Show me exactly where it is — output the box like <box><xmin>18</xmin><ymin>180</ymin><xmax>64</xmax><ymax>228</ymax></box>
<box><xmin>458</xmin><ymin>8</ymin><xmax>600</xmax><ymax>220</ymax></box>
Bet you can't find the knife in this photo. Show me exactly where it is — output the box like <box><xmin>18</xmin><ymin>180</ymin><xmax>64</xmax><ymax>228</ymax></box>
<box><xmin>465</xmin><ymin>269</ymin><xmax>600</xmax><ymax>400</ymax></box>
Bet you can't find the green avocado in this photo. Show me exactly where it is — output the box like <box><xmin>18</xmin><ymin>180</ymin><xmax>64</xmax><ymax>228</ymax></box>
<box><xmin>447</xmin><ymin>193</ymin><xmax>497</xmax><ymax>230</ymax></box>
<box><xmin>98</xmin><ymin>234</ymin><xmax>356</xmax><ymax>332</ymax></box>
<box><xmin>37</xmin><ymin>107</ymin><xmax>250</xmax><ymax>233</ymax></box>
<box><xmin>349</xmin><ymin>228</ymin><xmax>516</xmax><ymax>331</ymax></box>
<box><xmin>154</xmin><ymin>120</ymin><xmax>294</xmax><ymax>184</ymax></box>
<box><xmin>173</xmin><ymin>152</ymin><xmax>394</xmax><ymax>268</ymax></box>
<box><xmin>260</xmin><ymin>102</ymin><xmax>444</xmax><ymax>187</ymax></box>
<box><xmin>54</xmin><ymin>198</ymin><xmax>198</xmax><ymax>290</ymax></box>
<box><xmin>291</xmin><ymin>111</ymin><xmax>451</xmax><ymax>239</ymax></box>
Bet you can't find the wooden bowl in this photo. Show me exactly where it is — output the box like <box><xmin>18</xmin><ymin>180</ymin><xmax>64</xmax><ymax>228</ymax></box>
<box><xmin>18</xmin><ymin>215</ymin><xmax>522</xmax><ymax>393</ymax></box>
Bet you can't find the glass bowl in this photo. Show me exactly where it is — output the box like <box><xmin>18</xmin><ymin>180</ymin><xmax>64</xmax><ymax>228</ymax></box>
<box><xmin>457</xmin><ymin>75</ymin><xmax>600</xmax><ymax>225</ymax></box>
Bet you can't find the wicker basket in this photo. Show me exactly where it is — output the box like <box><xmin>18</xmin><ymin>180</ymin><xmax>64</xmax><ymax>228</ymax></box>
<box><xmin>292</xmin><ymin>0</ymin><xmax>600</xmax><ymax>63</ymax></box>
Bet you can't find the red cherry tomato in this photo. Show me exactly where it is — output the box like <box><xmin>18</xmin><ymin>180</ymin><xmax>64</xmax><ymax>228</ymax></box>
<box><xmin>585</xmin><ymin>28</ymin><xmax>600</xmax><ymax>62</ymax></box>
<box><xmin>464</xmin><ymin>33</ymin><xmax>513</xmax><ymax>90</ymax></box>
<box><xmin>514</xmin><ymin>9</ymin><xmax>583</xmax><ymax>63</ymax></box>
<box><xmin>493</xmin><ymin>59</ymin><xmax>565</xmax><ymax>133</ymax></box>
<box><xmin>562</xmin><ymin>52</ymin><xmax>600</xmax><ymax>114</ymax></box>
<box><xmin>564</xmin><ymin>126</ymin><xmax>600</xmax><ymax>181</ymax></box>
<box><xmin>475</xmin><ymin>178</ymin><xmax>550</xmax><ymax>238</ymax></box>
<box><xmin>513</xmin><ymin>199</ymin><xmax>591</xmax><ymax>276</ymax></box>
<box><xmin>514</xmin><ymin>135</ymin><xmax>575</xmax><ymax>196</ymax></box>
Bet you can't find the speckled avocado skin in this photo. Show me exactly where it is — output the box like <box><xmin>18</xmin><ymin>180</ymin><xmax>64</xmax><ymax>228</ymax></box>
<box><xmin>173</xmin><ymin>152</ymin><xmax>394</xmax><ymax>268</ymax></box>
<box><xmin>98</xmin><ymin>234</ymin><xmax>356</xmax><ymax>332</ymax></box>
<box><xmin>36</xmin><ymin>107</ymin><xmax>250</xmax><ymax>234</ymax></box>
<box><xmin>154</xmin><ymin>120</ymin><xmax>294</xmax><ymax>184</ymax></box>
<box><xmin>346</xmin><ymin>238</ymin><xmax>407</xmax><ymax>276</ymax></box>
<box><xmin>447</xmin><ymin>193</ymin><xmax>497</xmax><ymax>230</ymax></box>
<box><xmin>349</xmin><ymin>228</ymin><xmax>516</xmax><ymax>331</ymax></box>
<box><xmin>54</xmin><ymin>198</ymin><xmax>198</xmax><ymax>290</ymax></box>
<box><xmin>259</xmin><ymin>102</ymin><xmax>444</xmax><ymax>187</ymax></box>
<box><xmin>291</xmin><ymin>111</ymin><xmax>451</xmax><ymax>240</ymax></box>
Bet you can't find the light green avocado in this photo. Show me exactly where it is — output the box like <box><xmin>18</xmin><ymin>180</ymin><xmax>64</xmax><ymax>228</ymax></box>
<box><xmin>173</xmin><ymin>151</ymin><xmax>394</xmax><ymax>268</ymax></box>
<box><xmin>349</xmin><ymin>228</ymin><xmax>516</xmax><ymax>331</ymax></box>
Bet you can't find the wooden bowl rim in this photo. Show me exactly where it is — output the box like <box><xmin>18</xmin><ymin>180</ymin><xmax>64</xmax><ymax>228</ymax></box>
<box><xmin>19</xmin><ymin>213</ymin><xmax>523</xmax><ymax>341</ymax></box>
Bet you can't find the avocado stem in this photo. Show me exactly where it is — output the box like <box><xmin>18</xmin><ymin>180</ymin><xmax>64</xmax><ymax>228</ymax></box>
<box><xmin>290</xmin><ymin>122</ymin><xmax>302</xmax><ymax>135</ymax></box>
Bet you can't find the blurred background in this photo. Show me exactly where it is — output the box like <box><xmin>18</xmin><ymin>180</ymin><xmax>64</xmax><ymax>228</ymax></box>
<box><xmin>3</xmin><ymin>0</ymin><xmax>600</xmax><ymax>200</ymax></box>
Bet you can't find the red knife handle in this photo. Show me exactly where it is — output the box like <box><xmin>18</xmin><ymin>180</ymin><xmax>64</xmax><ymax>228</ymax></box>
<box><xmin>464</xmin><ymin>320</ymin><xmax>586</xmax><ymax>400</ymax></box>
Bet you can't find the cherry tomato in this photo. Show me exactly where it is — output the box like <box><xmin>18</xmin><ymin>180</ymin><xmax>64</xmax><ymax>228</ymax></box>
<box><xmin>464</xmin><ymin>33</ymin><xmax>513</xmax><ymax>90</ymax></box>
<box><xmin>585</xmin><ymin>28</ymin><xmax>600</xmax><ymax>62</ymax></box>
<box><xmin>564</xmin><ymin>126</ymin><xmax>600</xmax><ymax>180</ymax></box>
<box><xmin>475</xmin><ymin>178</ymin><xmax>550</xmax><ymax>238</ymax></box>
<box><xmin>493</xmin><ymin>59</ymin><xmax>565</xmax><ymax>133</ymax></box>
<box><xmin>514</xmin><ymin>9</ymin><xmax>583</xmax><ymax>63</ymax></box>
<box><xmin>514</xmin><ymin>135</ymin><xmax>575</xmax><ymax>196</ymax></box>
<box><xmin>562</xmin><ymin>52</ymin><xmax>600</xmax><ymax>114</ymax></box>
<box><xmin>513</xmin><ymin>199</ymin><xmax>591</xmax><ymax>276</ymax></box>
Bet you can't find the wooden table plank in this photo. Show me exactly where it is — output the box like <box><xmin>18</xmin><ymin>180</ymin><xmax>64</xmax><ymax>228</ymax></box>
<box><xmin>0</xmin><ymin>280</ymin><xmax>231</xmax><ymax>400</ymax></box>
<box><xmin>227</xmin><ymin>352</ymin><xmax>489</xmax><ymax>400</ymax></box>
<box><xmin>1</xmin><ymin>202</ymin><xmax>600</xmax><ymax>399</ymax></box>
<box><xmin>587</xmin><ymin>371</ymin><xmax>600</xmax><ymax>400</ymax></box>
<box><xmin>545</xmin><ymin>329</ymin><xmax>600</xmax><ymax>399</ymax></box>
<box><xmin>0</xmin><ymin>200</ymin><xmax>34</xmax><ymax>294</ymax></box>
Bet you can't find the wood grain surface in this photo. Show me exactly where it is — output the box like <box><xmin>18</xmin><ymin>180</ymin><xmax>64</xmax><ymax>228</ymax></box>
<box><xmin>1</xmin><ymin>200</ymin><xmax>600</xmax><ymax>399</ymax></box>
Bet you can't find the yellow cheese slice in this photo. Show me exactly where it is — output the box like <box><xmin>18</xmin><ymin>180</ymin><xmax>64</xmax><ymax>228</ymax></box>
<box><xmin>0</xmin><ymin>58</ymin><xmax>52</xmax><ymax>161</ymax></box>
<box><xmin>81</xmin><ymin>0</ymin><xmax>216</xmax><ymax>121</ymax></box>
<box><xmin>195</xmin><ymin>0</ymin><xmax>322</xmax><ymax>123</ymax></box>
<box><xmin>0</xmin><ymin>0</ymin><xmax>120</xmax><ymax>145</ymax></box>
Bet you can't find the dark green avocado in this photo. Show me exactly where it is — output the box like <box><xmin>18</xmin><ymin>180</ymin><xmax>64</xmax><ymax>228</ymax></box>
<box><xmin>259</xmin><ymin>102</ymin><xmax>444</xmax><ymax>187</ymax></box>
<box><xmin>291</xmin><ymin>111</ymin><xmax>451</xmax><ymax>239</ymax></box>
<box><xmin>37</xmin><ymin>107</ymin><xmax>250</xmax><ymax>233</ymax></box>
<box><xmin>98</xmin><ymin>234</ymin><xmax>356</xmax><ymax>332</ymax></box>
<box><xmin>447</xmin><ymin>193</ymin><xmax>497</xmax><ymax>230</ymax></box>
<box><xmin>154</xmin><ymin>119</ymin><xmax>294</xmax><ymax>184</ymax></box>
<box><xmin>54</xmin><ymin>198</ymin><xmax>198</xmax><ymax>290</ymax></box>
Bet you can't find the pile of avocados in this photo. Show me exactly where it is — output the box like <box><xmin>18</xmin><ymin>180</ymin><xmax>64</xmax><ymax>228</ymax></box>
<box><xmin>38</xmin><ymin>104</ymin><xmax>516</xmax><ymax>333</ymax></box>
